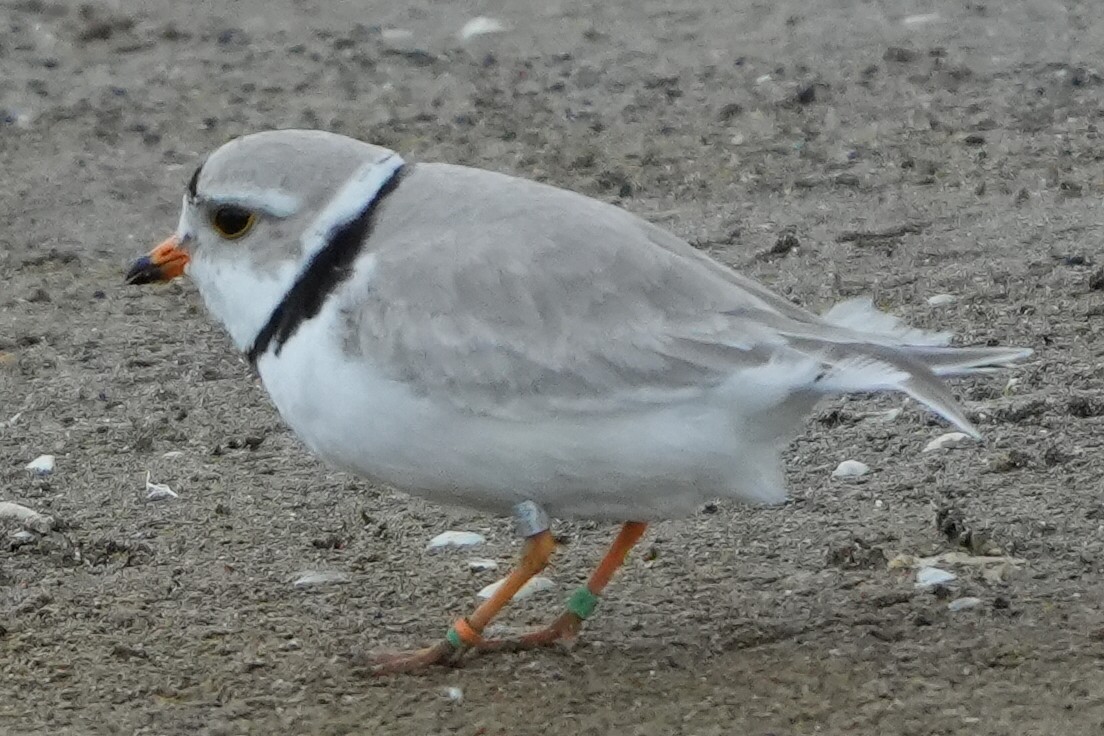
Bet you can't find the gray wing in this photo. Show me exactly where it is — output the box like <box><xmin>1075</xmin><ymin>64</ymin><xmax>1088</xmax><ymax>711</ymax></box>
<box><xmin>333</xmin><ymin>163</ymin><xmax>805</xmax><ymax>417</ymax></box>
<box><xmin>337</xmin><ymin>163</ymin><xmax>1025</xmax><ymax>425</ymax></box>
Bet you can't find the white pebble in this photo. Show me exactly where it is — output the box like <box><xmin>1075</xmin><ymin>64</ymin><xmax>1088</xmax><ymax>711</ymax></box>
<box><xmin>380</xmin><ymin>28</ymin><xmax>414</xmax><ymax>42</ymax></box>
<box><xmin>25</xmin><ymin>454</ymin><xmax>55</xmax><ymax>475</ymax></box>
<box><xmin>915</xmin><ymin>566</ymin><xmax>957</xmax><ymax>588</ymax></box>
<box><xmin>0</xmin><ymin>501</ymin><xmax>54</xmax><ymax>534</ymax></box>
<box><xmin>947</xmin><ymin>596</ymin><xmax>983</xmax><ymax>612</ymax></box>
<box><xmin>467</xmin><ymin>558</ymin><xmax>499</xmax><ymax>572</ymax></box>
<box><xmin>902</xmin><ymin>13</ymin><xmax>940</xmax><ymax>26</ymax></box>
<box><xmin>144</xmin><ymin>471</ymin><xmax>178</xmax><ymax>501</ymax></box>
<box><xmin>443</xmin><ymin>686</ymin><xmax>464</xmax><ymax>703</ymax></box>
<box><xmin>459</xmin><ymin>17</ymin><xmax>506</xmax><ymax>41</ymax></box>
<box><xmin>10</xmin><ymin>530</ymin><xmax>37</xmax><ymax>546</ymax></box>
<box><xmin>478</xmin><ymin>575</ymin><xmax>554</xmax><ymax>600</ymax></box>
<box><xmin>292</xmin><ymin>570</ymin><xmax>352</xmax><ymax>588</ymax></box>
<box><xmin>427</xmin><ymin>530</ymin><xmax>486</xmax><ymax>550</ymax></box>
<box><xmin>831</xmin><ymin>460</ymin><xmax>870</xmax><ymax>478</ymax></box>
<box><xmin>876</xmin><ymin>407</ymin><xmax>903</xmax><ymax>422</ymax></box>
<box><xmin>926</xmin><ymin>293</ymin><xmax>957</xmax><ymax>306</ymax></box>
<box><xmin>923</xmin><ymin>432</ymin><xmax>974</xmax><ymax>452</ymax></box>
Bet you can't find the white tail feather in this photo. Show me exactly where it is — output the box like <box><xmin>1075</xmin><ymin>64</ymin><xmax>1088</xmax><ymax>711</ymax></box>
<box><xmin>822</xmin><ymin>297</ymin><xmax>951</xmax><ymax>346</ymax></box>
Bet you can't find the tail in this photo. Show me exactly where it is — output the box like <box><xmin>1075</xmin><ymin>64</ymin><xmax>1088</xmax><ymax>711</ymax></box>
<box><xmin>896</xmin><ymin>345</ymin><xmax>1034</xmax><ymax>377</ymax></box>
<box><xmin>790</xmin><ymin>298</ymin><xmax>1033</xmax><ymax>438</ymax></box>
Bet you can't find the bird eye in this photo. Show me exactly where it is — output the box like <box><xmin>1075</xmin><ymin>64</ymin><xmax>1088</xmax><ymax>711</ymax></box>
<box><xmin>210</xmin><ymin>205</ymin><xmax>256</xmax><ymax>240</ymax></box>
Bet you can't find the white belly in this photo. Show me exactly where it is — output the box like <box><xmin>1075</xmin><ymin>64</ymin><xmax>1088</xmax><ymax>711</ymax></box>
<box><xmin>256</xmin><ymin>313</ymin><xmax>791</xmax><ymax>521</ymax></box>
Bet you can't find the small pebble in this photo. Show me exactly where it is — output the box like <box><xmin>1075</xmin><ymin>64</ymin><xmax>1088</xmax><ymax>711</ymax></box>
<box><xmin>916</xmin><ymin>566</ymin><xmax>957</xmax><ymax>588</ymax></box>
<box><xmin>427</xmin><ymin>531</ymin><xmax>486</xmax><ymax>550</ymax></box>
<box><xmin>459</xmin><ymin>17</ymin><xmax>506</xmax><ymax>40</ymax></box>
<box><xmin>926</xmin><ymin>293</ymin><xmax>957</xmax><ymax>306</ymax></box>
<box><xmin>292</xmin><ymin>570</ymin><xmax>352</xmax><ymax>588</ymax></box>
<box><xmin>923</xmin><ymin>432</ymin><xmax>974</xmax><ymax>452</ymax></box>
<box><xmin>443</xmin><ymin>686</ymin><xmax>464</xmax><ymax>703</ymax></box>
<box><xmin>25</xmin><ymin>454</ymin><xmax>55</xmax><ymax>475</ymax></box>
<box><xmin>902</xmin><ymin>13</ymin><xmax>940</xmax><ymax>26</ymax></box>
<box><xmin>0</xmin><ymin>501</ymin><xmax>55</xmax><ymax>534</ymax></box>
<box><xmin>380</xmin><ymin>28</ymin><xmax>414</xmax><ymax>43</ymax></box>
<box><xmin>947</xmin><ymin>596</ymin><xmax>983</xmax><ymax>612</ymax></box>
<box><xmin>832</xmin><ymin>460</ymin><xmax>870</xmax><ymax>478</ymax></box>
<box><xmin>876</xmin><ymin>407</ymin><xmax>903</xmax><ymax>422</ymax></box>
<box><xmin>10</xmin><ymin>530</ymin><xmax>37</xmax><ymax>547</ymax></box>
<box><xmin>478</xmin><ymin>575</ymin><xmax>554</xmax><ymax>600</ymax></box>
<box><xmin>467</xmin><ymin>558</ymin><xmax>499</xmax><ymax>572</ymax></box>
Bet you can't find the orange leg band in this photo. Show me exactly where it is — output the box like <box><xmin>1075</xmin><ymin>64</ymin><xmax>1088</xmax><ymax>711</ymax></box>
<box><xmin>445</xmin><ymin>529</ymin><xmax>556</xmax><ymax>650</ymax></box>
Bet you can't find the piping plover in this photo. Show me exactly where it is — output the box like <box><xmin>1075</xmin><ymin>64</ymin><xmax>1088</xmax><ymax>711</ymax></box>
<box><xmin>126</xmin><ymin>129</ymin><xmax>1030</xmax><ymax>674</ymax></box>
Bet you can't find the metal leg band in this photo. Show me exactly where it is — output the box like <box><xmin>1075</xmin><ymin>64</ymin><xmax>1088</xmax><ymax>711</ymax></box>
<box><xmin>513</xmin><ymin>500</ymin><xmax>551</xmax><ymax>538</ymax></box>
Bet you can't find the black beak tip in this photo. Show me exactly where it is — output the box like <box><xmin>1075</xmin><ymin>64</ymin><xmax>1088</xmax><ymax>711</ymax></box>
<box><xmin>125</xmin><ymin>256</ymin><xmax>160</xmax><ymax>285</ymax></box>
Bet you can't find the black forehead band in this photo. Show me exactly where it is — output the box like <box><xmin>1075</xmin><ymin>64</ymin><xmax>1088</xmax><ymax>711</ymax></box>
<box><xmin>186</xmin><ymin>162</ymin><xmax>203</xmax><ymax>200</ymax></box>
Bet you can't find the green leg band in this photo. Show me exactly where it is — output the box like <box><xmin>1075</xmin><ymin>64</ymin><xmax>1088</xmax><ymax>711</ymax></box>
<box><xmin>445</xmin><ymin>626</ymin><xmax>466</xmax><ymax>651</ymax></box>
<box><xmin>566</xmin><ymin>586</ymin><xmax>601</xmax><ymax>620</ymax></box>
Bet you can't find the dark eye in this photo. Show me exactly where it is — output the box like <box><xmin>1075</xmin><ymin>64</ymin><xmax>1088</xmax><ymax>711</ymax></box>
<box><xmin>210</xmin><ymin>205</ymin><xmax>256</xmax><ymax>240</ymax></box>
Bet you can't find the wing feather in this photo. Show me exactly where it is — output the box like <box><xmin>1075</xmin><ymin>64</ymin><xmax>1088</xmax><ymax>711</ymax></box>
<box><xmin>335</xmin><ymin>163</ymin><xmax>1028</xmax><ymax>424</ymax></box>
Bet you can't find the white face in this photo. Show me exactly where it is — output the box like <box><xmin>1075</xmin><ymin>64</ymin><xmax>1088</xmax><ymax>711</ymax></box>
<box><xmin>177</xmin><ymin>190</ymin><xmax>306</xmax><ymax>352</ymax></box>
<box><xmin>126</xmin><ymin>130</ymin><xmax>406</xmax><ymax>356</ymax></box>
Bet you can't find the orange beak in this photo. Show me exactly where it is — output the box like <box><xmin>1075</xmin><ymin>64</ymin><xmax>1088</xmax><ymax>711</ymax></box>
<box><xmin>125</xmin><ymin>236</ymin><xmax>190</xmax><ymax>285</ymax></box>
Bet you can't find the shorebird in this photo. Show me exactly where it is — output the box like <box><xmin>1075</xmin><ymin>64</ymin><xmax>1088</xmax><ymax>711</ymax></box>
<box><xmin>126</xmin><ymin>129</ymin><xmax>1030</xmax><ymax>674</ymax></box>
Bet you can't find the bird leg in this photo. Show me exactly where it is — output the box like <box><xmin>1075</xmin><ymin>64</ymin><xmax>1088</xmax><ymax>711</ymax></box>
<box><xmin>367</xmin><ymin>502</ymin><xmax>556</xmax><ymax>675</ymax></box>
<box><xmin>478</xmin><ymin>521</ymin><xmax>648</xmax><ymax>652</ymax></box>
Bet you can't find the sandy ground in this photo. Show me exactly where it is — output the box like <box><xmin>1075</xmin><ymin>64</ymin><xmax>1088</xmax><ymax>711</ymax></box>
<box><xmin>3</xmin><ymin>1</ymin><xmax>1104</xmax><ymax>734</ymax></box>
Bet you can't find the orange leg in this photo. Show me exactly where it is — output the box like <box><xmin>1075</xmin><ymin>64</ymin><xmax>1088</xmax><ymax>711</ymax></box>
<box><xmin>480</xmin><ymin>521</ymin><xmax>648</xmax><ymax>651</ymax></box>
<box><xmin>368</xmin><ymin>529</ymin><xmax>557</xmax><ymax>675</ymax></box>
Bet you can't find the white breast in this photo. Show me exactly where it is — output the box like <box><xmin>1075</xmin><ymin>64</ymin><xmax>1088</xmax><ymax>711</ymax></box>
<box><xmin>255</xmin><ymin>300</ymin><xmax>792</xmax><ymax>521</ymax></box>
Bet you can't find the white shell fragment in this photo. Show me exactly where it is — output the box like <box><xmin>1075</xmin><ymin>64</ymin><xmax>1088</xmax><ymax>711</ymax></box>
<box><xmin>443</xmin><ymin>686</ymin><xmax>464</xmax><ymax>703</ymax></box>
<box><xmin>915</xmin><ymin>566</ymin><xmax>957</xmax><ymax>588</ymax></box>
<box><xmin>947</xmin><ymin>596</ymin><xmax>983</xmax><ymax>612</ymax></box>
<box><xmin>25</xmin><ymin>454</ymin><xmax>55</xmax><ymax>475</ymax></box>
<box><xmin>926</xmin><ymin>293</ymin><xmax>958</xmax><ymax>306</ymax></box>
<box><xmin>874</xmin><ymin>407</ymin><xmax>902</xmax><ymax>422</ymax></box>
<box><xmin>0</xmin><ymin>501</ymin><xmax>54</xmax><ymax>534</ymax></box>
<box><xmin>293</xmin><ymin>570</ymin><xmax>352</xmax><ymax>588</ymax></box>
<box><xmin>380</xmin><ymin>28</ymin><xmax>414</xmax><ymax>43</ymax></box>
<box><xmin>477</xmin><ymin>575</ymin><xmax>555</xmax><ymax>600</ymax></box>
<box><xmin>427</xmin><ymin>530</ymin><xmax>486</xmax><ymax>550</ymax></box>
<box><xmin>10</xmin><ymin>529</ymin><xmax>37</xmax><ymax>546</ymax></box>
<box><xmin>466</xmin><ymin>558</ymin><xmax>499</xmax><ymax>572</ymax></box>
<box><xmin>923</xmin><ymin>432</ymin><xmax>974</xmax><ymax>452</ymax></box>
<box><xmin>902</xmin><ymin>13</ymin><xmax>940</xmax><ymax>26</ymax></box>
<box><xmin>145</xmin><ymin>471</ymin><xmax>178</xmax><ymax>501</ymax></box>
<box><xmin>831</xmin><ymin>460</ymin><xmax>870</xmax><ymax>478</ymax></box>
<box><xmin>459</xmin><ymin>17</ymin><xmax>506</xmax><ymax>40</ymax></box>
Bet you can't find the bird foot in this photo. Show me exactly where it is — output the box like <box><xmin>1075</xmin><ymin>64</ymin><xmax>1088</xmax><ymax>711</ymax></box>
<box><xmin>476</xmin><ymin>612</ymin><xmax>584</xmax><ymax>653</ymax></box>
<box><xmin>358</xmin><ymin>639</ymin><xmax>461</xmax><ymax>676</ymax></box>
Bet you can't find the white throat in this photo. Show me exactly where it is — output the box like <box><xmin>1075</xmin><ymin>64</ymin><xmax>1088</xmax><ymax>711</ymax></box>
<box><xmin>184</xmin><ymin>153</ymin><xmax>405</xmax><ymax>355</ymax></box>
